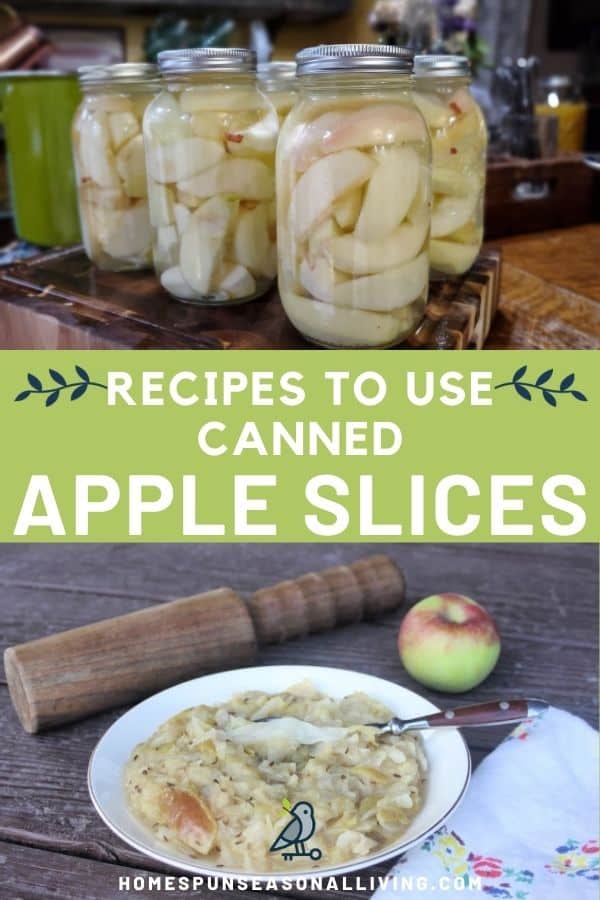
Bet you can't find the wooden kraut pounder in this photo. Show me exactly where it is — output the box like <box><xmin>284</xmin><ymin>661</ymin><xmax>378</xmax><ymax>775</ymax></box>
<box><xmin>4</xmin><ymin>555</ymin><xmax>404</xmax><ymax>734</ymax></box>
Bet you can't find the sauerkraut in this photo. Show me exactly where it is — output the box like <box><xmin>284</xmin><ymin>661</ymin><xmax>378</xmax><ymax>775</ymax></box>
<box><xmin>125</xmin><ymin>681</ymin><xmax>427</xmax><ymax>871</ymax></box>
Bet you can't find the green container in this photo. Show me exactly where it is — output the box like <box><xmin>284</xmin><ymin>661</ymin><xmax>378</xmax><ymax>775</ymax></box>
<box><xmin>0</xmin><ymin>71</ymin><xmax>81</xmax><ymax>246</ymax></box>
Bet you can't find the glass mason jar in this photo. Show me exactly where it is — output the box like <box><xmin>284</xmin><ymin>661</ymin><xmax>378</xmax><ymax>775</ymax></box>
<box><xmin>276</xmin><ymin>44</ymin><xmax>431</xmax><ymax>349</ymax></box>
<box><xmin>257</xmin><ymin>61</ymin><xmax>297</xmax><ymax>124</ymax></box>
<box><xmin>144</xmin><ymin>48</ymin><xmax>278</xmax><ymax>305</ymax></box>
<box><xmin>414</xmin><ymin>55</ymin><xmax>487</xmax><ymax>278</ymax></box>
<box><xmin>73</xmin><ymin>63</ymin><xmax>159</xmax><ymax>270</ymax></box>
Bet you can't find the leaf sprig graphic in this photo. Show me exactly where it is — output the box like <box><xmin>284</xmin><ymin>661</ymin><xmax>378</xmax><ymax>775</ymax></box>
<box><xmin>495</xmin><ymin>366</ymin><xmax>588</xmax><ymax>407</ymax></box>
<box><xmin>15</xmin><ymin>366</ymin><xmax>107</xmax><ymax>406</ymax></box>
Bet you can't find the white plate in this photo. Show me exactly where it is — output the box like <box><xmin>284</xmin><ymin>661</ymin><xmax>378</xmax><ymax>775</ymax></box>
<box><xmin>88</xmin><ymin>665</ymin><xmax>470</xmax><ymax>883</ymax></box>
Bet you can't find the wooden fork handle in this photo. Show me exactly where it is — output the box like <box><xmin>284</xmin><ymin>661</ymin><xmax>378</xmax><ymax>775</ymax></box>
<box><xmin>418</xmin><ymin>699</ymin><xmax>548</xmax><ymax>729</ymax></box>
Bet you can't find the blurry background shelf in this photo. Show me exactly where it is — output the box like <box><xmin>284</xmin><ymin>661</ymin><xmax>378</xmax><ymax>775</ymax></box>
<box><xmin>11</xmin><ymin>0</ymin><xmax>351</xmax><ymax>19</ymax></box>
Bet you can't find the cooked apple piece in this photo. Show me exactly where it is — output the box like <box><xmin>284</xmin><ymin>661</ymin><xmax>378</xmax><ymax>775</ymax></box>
<box><xmin>226</xmin><ymin>107</ymin><xmax>279</xmax><ymax>156</ymax></box>
<box><xmin>179</xmin><ymin>88</ymin><xmax>258</xmax><ymax>113</ymax></box>
<box><xmin>354</xmin><ymin>146</ymin><xmax>420</xmax><ymax>242</ymax></box>
<box><xmin>173</xmin><ymin>202</ymin><xmax>191</xmax><ymax>235</ymax></box>
<box><xmin>179</xmin><ymin>200</ymin><xmax>232</xmax><ymax>295</ymax></box>
<box><xmin>432</xmin><ymin>167</ymin><xmax>477</xmax><ymax>197</ymax></box>
<box><xmin>108</xmin><ymin>111</ymin><xmax>139</xmax><ymax>151</ymax></box>
<box><xmin>449</xmin><ymin>220</ymin><xmax>482</xmax><ymax>244</ymax></box>
<box><xmin>176</xmin><ymin>188</ymin><xmax>202</xmax><ymax>210</ymax></box>
<box><xmin>146</xmin><ymin>137</ymin><xmax>225</xmax><ymax>184</ymax></box>
<box><xmin>325</xmin><ymin>218</ymin><xmax>428</xmax><ymax>276</ymax></box>
<box><xmin>144</xmin><ymin>92</ymin><xmax>190</xmax><ymax>145</ymax></box>
<box><xmin>178</xmin><ymin>158</ymin><xmax>274</xmax><ymax>201</ymax></box>
<box><xmin>282</xmin><ymin>289</ymin><xmax>404</xmax><ymax>347</ymax></box>
<box><xmin>154</xmin><ymin>224</ymin><xmax>178</xmax><ymax>269</ymax></box>
<box><xmin>148</xmin><ymin>182</ymin><xmax>175</xmax><ymax>227</ymax></box>
<box><xmin>99</xmin><ymin>202</ymin><xmax>152</xmax><ymax>259</ymax></box>
<box><xmin>81</xmin><ymin>184</ymin><xmax>129</xmax><ymax>210</ymax></box>
<box><xmin>116</xmin><ymin>134</ymin><xmax>147</xmax><ymax>198</ymax></box>
<box><xmin>290</xmin><ymin>112</ymin><xmax>346</xmax><ymax>172</ymax></box>
<box><xmin>448</xmin><ymin>86</ymin><xmax>476</xmax><ymax>117</ymax></box>
<box><xmin>78</xmin><ymin>116</ymin><xmax>119</xmax><ymax>189</ymax></box>
<box><xmin>332</xmin><ymin>251</ymin><xmax>428</xmax><ymax>311</ymax></box>
<box><xmin>307</xmin><ymin>217</ymin><xmax>341</xmax><ymax>263</ymax></box>
<box><xmin>430</xmin><ymin>239</ymin><xmax>479</xmax><ymax>274</ymax></box>
<box><xmin>217</xmin><ymin>262</ymin><xmax>256</xmax><ymax>300</ymax></box>
<box><xmin>160</xmin><ymin>786</ymin><xmax>217</xmax><ymax>854</ymax></box>
<box><xmin>413</xmin><ymin>92</ymin><xmax>452</xmax><ymax>129</ymax></box>
<box><xmin>90</xmin><ymin>96</ymin><xmax>134</xmax><ymax>116</ymax></box>
<box><xmin>233</xmin><ymin>204</ymin><xmax>273</xmax><ymax>277</ymax></box>
<box><xmin>321</xmin><ymin>104</ymin><xmax>428</xmax><ymax>154</ymax></box>
<box><xmin>332</xmin><ymin>188</ymin><xmax>363</xmax><ymax>230</ymax></box>
<box><xmin>406</xmin><ymin>169</ymin><xmax>431</xmax><ymax>225</ymax></box>
<box><xmin>290</xmin><ymin>150</ymin><xmax>376</xmax><ymax>241</ymax></box>
<box><xmin>160</xmin><ymin>266</ymin><xmax>198</xmax><ymax>299</ymax></box>
<box><xmin>300</xmin><ymin>256</ymin><xmax>338</xmax><ymax>303</ymax></box>
<box><xmin>190</xmin><ymin>112</ymin><xmax>226</xmax><ymax>140</ymax></box>
<box><xmin>431</xmin><ymin>194</ymin><xmax>477</xmax><ymax>238</ymax></box>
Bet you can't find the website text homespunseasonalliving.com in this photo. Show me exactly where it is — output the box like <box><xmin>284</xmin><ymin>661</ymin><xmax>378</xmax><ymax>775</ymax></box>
<box><xmin>118</xmin><ymin>874</ymin><xmax>483</xmax><ymax>893</ymax></box>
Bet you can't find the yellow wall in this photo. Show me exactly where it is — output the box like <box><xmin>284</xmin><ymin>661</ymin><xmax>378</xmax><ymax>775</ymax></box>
<box><xmin>26</xmin><ymin>1</ymin><xmax>374</xmax><ymax>63</ymax></box>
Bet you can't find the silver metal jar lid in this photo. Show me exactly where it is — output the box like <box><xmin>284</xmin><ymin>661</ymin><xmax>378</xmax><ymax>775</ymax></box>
<box><xmin>78</xmin><ymin>63</ymin><xmax>159</xmax><ymax>86</ymax></box>
<box><xmin>414</xmin><ymin>54</ymin><xmax>471</xmax><ymax>77</ymax></box>
<box><xmin>297</xmin><ymin>44</ymin><xmax>413</xmax><ymax>76</ymax></box>
<box><xmin>157</xmin><ymin>48</ymin><xmax>257</xmax><ymax>75</ymax></box>
<box><xmin>257</xmin><ymin>61</ymin><xmax>297</xmax><ymax>84</ymax></box>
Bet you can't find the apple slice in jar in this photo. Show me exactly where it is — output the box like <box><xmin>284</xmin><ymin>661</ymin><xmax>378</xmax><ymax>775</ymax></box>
<box><xmin>108</xmin><ymin>110</ymin><xmax>139</xmax><ymax>151</ymax></box>
<box><xmin>333</xmin><ymin>188</ymin><xmax>363</xmax><ymax>230</ymax></box>
<box><xmin>217</xmin><ymin>262</ymin><xmax>256</xmax><ymax>300</ymax></box>
<box><xmin>290</xmin><ymin>149</ymin><xmax>376</xmax><ymax>240</ymax></box>
<box><xmin>431</xmin><ymin>194</ymin><xmax>477</xmax><ymax>238</ymax></box>
<box><xmin>325</xmin><ymin>218</ymin><xmax>428</xmax><ymax>276</ymax></box>
<box><xmin>225</xmin><ymin>106</ymin><xmax>279</xmax><ymax>156</ymax></box>
<box><xmin>154</xmin><ymin>224</ymin><xmax>179</xmax><ymax>269</ymax></box>
<box><xmin>148</xmin><ymin>182</ymin><xmax>175</xmax><ymax>227</ymax></box>
<box><xmin>179</xmin><ymin>199</ymin><xmax>232</xmax><ymax>295</ymax></box>
<box><xmin>144</xmin><ymin>92</ymin><xmax>190</xmax><ymax>145</ymax></box>
<box><xmin>282</xmin><ymin>290</ymin><xmax>405</xmax><ymax>348</ymax></box>
<box><xmin>179</xmin><ymin>88</ymin><xmax>257</xmax><ymax>113</ymax></box>
<box><xmin>332</xmin><ymin>251</ymin><xmax>428</xmax><ymax>311</ymax></box>
<box><xmin>99</xmin><ymin>202</ymin><xmax>152</xmax><ymax>260</ymax></box>
<box><xmin>78</xmin><ymin>115</ymin><xmax>120</xmax><ymax>189</ymax></box>
<box><xmin>233</xmin><ymin>204</ymin><xmax>274</xmax><ymax>278</ymax></box>
<box><xmin>354</xmin><ymin>146</ymin><xmax>420</xmax><ymax>242</ymax></box>
<box><xmin>290</xmin><ymin>112</ymin><xmax>346</xmax><ymax>172</ymax></box>
<box><xmin>430</xmin><ymin>239</ymin><xmax>479</xmax><ymax>274</ymax></box>
<box><xmin>160</xmin><ymin>266</ymin><xmax>198</xmax><ymax>299</ymax></box>
<box><xmin>146</xmin><ymin>136</ymin><xmax>225</xmax><ymax>184</ymax></box>
<box><xmin>413</xmin><ymin>92</ymin><xmax>452</xmax><ymax>129</ymax></box>
<box><xmin>178</xmin><ymin>158</ymin><xmax>274</xmax><ymax>201</ymax></box>
<box><xmin>432</xmin><ymin>167</ymin><xmax>477</xmax><ymax>197</ymax></box>
<box><xmin>299</xmin><ymin>256</ymin><xmax>343</xmax><ymax>303</ymax></box>
<box><xmin>320</xmin><ymin>104</ymin><xmax>427</xmax><ymax>154</ymax></box>
<box><xmin>116</xmin><ymin>134</ymin><xmax>147</xmax><ymax>198</ymax></box>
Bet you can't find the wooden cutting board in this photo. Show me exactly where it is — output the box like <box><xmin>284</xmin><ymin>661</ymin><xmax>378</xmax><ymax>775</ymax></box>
<box><xmin>0</xmin><ymin>246</ymin><xmax>500</xmax><ymax>350</ymax></box>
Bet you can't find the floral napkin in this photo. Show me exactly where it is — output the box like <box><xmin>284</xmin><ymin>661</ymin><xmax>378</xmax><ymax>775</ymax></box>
<box><xmin>375</xmin><ymin>707</ymin><xmax>599</xmax><ymax>899</ymax></box>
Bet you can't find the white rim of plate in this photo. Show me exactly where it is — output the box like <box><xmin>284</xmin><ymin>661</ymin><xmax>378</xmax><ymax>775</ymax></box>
<box><xmin>87</xmin><ymin>665</ymin><xmax>472</xmax><ymax>885</ymax></box>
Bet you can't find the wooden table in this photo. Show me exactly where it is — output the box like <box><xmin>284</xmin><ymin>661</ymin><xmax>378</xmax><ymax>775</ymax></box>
<box><xmin>0</xmin><ymin>225</ymin><xmax>598</xmax><ymax>349</ymax></box>
<box><xmin>1</xmin><ymin>544</ymin><xmax>597</xmax><ymax>899</ymax></box>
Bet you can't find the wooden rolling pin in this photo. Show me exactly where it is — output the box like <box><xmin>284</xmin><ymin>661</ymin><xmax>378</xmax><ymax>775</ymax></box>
<box><xmin>4</xmin><ymin>555</ymin><xmax>404</xmax><ymax>734</ymax></box>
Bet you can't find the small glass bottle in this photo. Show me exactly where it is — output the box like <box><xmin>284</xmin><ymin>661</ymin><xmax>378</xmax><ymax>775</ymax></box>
<box><xmin>72</xmin><ymin>63</ymin><xmax>159</xmax><ymax>270</ymax></box>
<box><xmin>277</xmin><ymin>44</ymin><xmax>431</xmax><ymax>349</ymax></box>
<box><xmin>535</xmin><ymin>75</ymin><xmax>588</xmax><ymax>154</ymax></box>
<box><xmin>257</xmin><ymin>61</ymin><xmax>297</xmax><ymax>124</ymax></box>
<box><xmin>414</xmin><ymin>54</ymin><xmax>487</xmax><ymax>278</ymax></box>
<box><xmin>144</xmin><ymin>48</ymin><xmax>278</xmax><ymax>305</ymax></box>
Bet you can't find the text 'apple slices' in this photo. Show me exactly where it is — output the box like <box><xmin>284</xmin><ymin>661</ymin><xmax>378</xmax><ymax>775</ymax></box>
<box><xmin>290</xmin><ymin>149</ymin><xmax>376</xmax><ymax>241</ymax></box>
<box><xmin>146</xmin><ymin>137</ymin><xmax>225</xmax><ymax>184</ymax></box>
<box><xmin>178</xmin><ymin>158</ymin><xmax>274</xmax><ymax>201</ymax></box>
<box><xmin>354</xmin><ymin>146</ymin><xmax>421</xmax><ymax>242</ymax></box>
<box><xmin>320</xmin><ymin>104</ymin><xmax>428</xmax><ymax>154</ymax></box>
<box><xmin>179</xmin><ymin>197</ymin><xmax>233</xmax><ymax>295</ymax></box>
<box><xmin>325</xmin><ymin>218</ymin><xmax>428</xmax><ymax>276</ymax></box>
<box><xmin>332</xmin><ymin>251</ymin><xmax>429</xmax><ymax>311</ymax></box>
